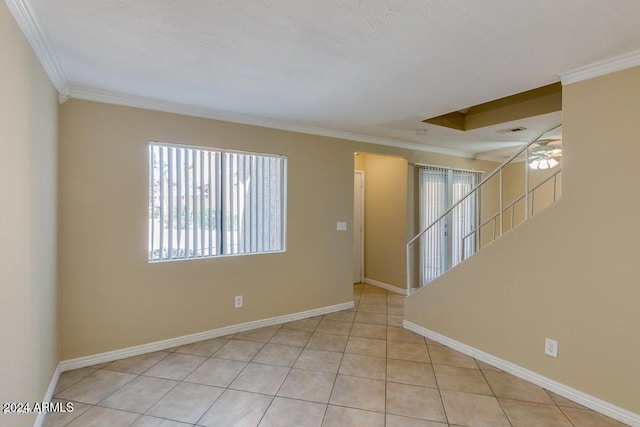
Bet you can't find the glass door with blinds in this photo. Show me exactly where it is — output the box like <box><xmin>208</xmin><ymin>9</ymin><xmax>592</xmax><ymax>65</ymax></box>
<box><xmin>419</xmin><ymin>166</ymin><xmax>480</xmax><ymax>284</ymax></box>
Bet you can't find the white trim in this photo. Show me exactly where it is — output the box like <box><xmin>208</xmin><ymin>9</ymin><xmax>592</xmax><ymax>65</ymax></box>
<box><xmin>5</xmin><ymin>0</ymin><xmax>69</xmax><ymax>99</ymax></box>
<box><xmin>403</xmin><ymin>320</ymin><xmax>640</xmax><ymax>427</ymax></box>
<box><xmin>354</xmin><ymin>170</ymin><xmax>365</xmax><ymax>284</ymax></box>
<box><xmin>67</xmin><ymin>85</ymin><xmax>474</xmax><ymax>158</ymax></box>
<box><xmin>33</xmin><ymin>363</ymin><xmax>61</xmax><ymax>427</ymax></box>
<box><xmin>365</xmin><ymin>278</ymin><xmax>408</xmax><ymax>296</ymax></box>
<box><xmin>60</xmin><ymin>301</ymin><xmax>354</xmax><ymax>371</ymax></box>
<box><xmin>560</xmin><ymin>49</ymin><xmax>640</xmax><ymax>86</ymax></box>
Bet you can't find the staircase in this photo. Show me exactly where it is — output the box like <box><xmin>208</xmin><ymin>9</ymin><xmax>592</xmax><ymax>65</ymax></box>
<box><xmin>406</xmin><ymin>124</ymin><xmax>563</xmax><ymax>294</ymax></box>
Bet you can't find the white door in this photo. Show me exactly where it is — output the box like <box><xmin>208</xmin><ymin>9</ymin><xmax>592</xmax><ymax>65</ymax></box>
<box><xmin>353</xmin><ymin>171</ymin><xmax>364</xmax><ymax>283</ymax></box>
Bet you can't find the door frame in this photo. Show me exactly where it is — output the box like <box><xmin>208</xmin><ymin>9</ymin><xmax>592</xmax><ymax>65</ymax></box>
<box><xmin>354</xmin><ymin>170</ymin><xmax>365</xmax><ymax>283</ymax></box>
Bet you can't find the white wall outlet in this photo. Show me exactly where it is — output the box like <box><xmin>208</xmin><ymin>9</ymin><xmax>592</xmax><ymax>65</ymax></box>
<box><xmin>545</xmin><ymin>338</ymin><xmax>558</xmax><ymax>358</ymax></box>
<box><xmin>336</xmin><ymin>221</ymin><xmax>347</xmax><ymax>231</ymax></box>
<box><xmin>234</xmin><ymin>295</ymin><xmax>243</xmax><ymax>308</ymax></box>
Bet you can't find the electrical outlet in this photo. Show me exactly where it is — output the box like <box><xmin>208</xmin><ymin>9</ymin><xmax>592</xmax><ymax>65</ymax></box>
<box><xmin>234</xmin><ymin>295</ymin><xmax>243</xmax><ymax>308</ymax></box>
<box><xmin>545</xmin><ymin>338</ymin><xmax>558</xmax><ymax>358</ymax></box>
<box><xmin>336</xmin><ymin>221</ymin><xmax>347</xmax><ymax>231</ymax></box>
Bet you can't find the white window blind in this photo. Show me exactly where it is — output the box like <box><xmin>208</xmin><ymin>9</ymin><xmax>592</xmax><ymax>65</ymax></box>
<box><xmin>419</xmin><ymin>166</ymin><xmax>479</xmax><ymax>283</ymax></box>
<box><xmin>148</xmin><ymin>142</ymin><xmax>286</xmax><ymax>262</ymax></box>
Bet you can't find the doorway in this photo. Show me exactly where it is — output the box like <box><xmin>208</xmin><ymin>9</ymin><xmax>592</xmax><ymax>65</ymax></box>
<box><xmin>353</xmin><ymin>170</ymin><xmax>364</xmax><ymax>283</ymax></box>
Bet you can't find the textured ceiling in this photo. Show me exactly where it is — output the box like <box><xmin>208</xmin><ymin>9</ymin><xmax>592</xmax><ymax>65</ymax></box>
<box><xmin>28</xmin><ymin>0</ymin><xmax>640</xmax><ymax>155</ymax></box>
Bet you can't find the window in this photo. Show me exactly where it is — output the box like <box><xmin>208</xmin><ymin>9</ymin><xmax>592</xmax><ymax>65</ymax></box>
<box><xmin>148</xmin><ymin>142</ymin><xmax>286</xmax><ymax>262</ymax></box>
<box><xmin>419</xmin><ymin>166</ymin><xmax>479</xmax><ymax>283</ymax></box>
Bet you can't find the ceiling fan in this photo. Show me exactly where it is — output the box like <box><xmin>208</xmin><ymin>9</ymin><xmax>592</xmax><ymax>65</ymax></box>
<box><xmin>529</xmin><ymin>139</ymin><xmax>562</xmax><ymax>169</ymax></box>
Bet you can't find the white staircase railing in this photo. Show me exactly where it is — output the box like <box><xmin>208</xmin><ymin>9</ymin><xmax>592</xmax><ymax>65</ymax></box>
<box><xmin>406</xmin><ymin>124</ymin><xmax>562</xmax><ymax>294</ymax></box>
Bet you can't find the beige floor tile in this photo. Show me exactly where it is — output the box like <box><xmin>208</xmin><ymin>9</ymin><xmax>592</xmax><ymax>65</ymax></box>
<box><xmin>86</xmin><ymin>362</ymin><xmax>110</xmax><ymax>369</ymax></box>
<box><xmin>499</xmin><ymin>398</ymin><xmax>573</xmax><ymax>426</ymax></box>
<box><xmin>54</xmin><ymin>368</ymin><xmax>98</xmax><ymax>394</ymax></box>
<box><xmin>385</xmin><ymin>414</ymin><xmax>448</xmax><ymax>426</ymax></box>
<box><xmin>345</xmin><ymin>336</ymin><xmax>386</xmax><ymax>357</ymax></box>
<box><xmin>213</xmin><ymin>339</ymin><xmax>264</xmax><ymax>361</ymax></box>
<box><xmin>269</xmin><ymin>328</ymin><xmax>312</xmax><ymax>346</ymax></box>
<box><xmin>425</xmin><ymin>338</ymin><xmax>443</xmax><ymax>347</ymax></box>
<box><xmin>358</xmin><ymin>302</ymin><xmax>387</xmax><ymax>314</ymax></box>
<box><xmin>252</xmin><ymin>343</ymin><xmax>303</xmax><ymax>367</ymax></box>
<box><xmin>315</xmin><ymin>319</ymin><xmax>353</xmax><ymax>336</ymax></box>
<box><xmin>306</xmin><ymin>333</ymin><xmax>349</xmax><ymax>352</ymax></box>
<box><xmin>428</xmin><ymin>345</ymin><xmax>478</xmax><ymax>369</ymax></box>
<box><xmin>259</xmin><ymin>397</ymin><xmax>326</xmax><ymax>427</ymax></box>
<box><xmin>234</xmin><ymin>326</ymin><xmax>280</xmax><ymax>343</ymax></box>
<box><xmin>360</xmin><ymin>294</ymin><xmax>387</xmax><ymax>304</ymax></box>
<box><xmin>42</xmin><ymin>400</ymin><xmax>91</xmax><ymax>427</ymax></box>
<box><xmin>184</xmin><ymin>357</ymin><xmax>246</xmax><ymax>387</ymax></box>
<box><xmin>66</xmin><ymin>406</ymin><xmax>140</xmax><ymax>426</ymax></box>
<box><xmin>174</xmin><ymin>337</ymin><xmax>229</xmax><ymax>356</ymax></box>
<box><xmin>143</xmin><ymin>353</ymin><xmax>207</xmax><ymax>381</ymax></box>
<box><xmin>386</xmin><ymin>382</ymin><xmax>447</xmax><ymax>422</ymax></box>
<box><xmin>130</xmin><ymin>415</ymin><xmax>192</xmax><ymax>426</ymax></box>
<box><xmin>277</xmin><ymin>368</ymin><xmax>336</xmax><ymax>403</ymax></box>
<box><xmin>339</xmin><ymin>353</ymin><xmax>386</xmax><ymax>380</ymax></box>
<box><xmin>440</xmin><ymin>390</ymin><xmax>510</xmax><ymax>427</ymax></box>
<box><xmin>560</xmin><ymin>407</ymin><xmax>629</xmax><ymax>426</ymax></box>
<box><xmin>387</xmin><ymin>326</ymin><xmax>425</xmax><ymax>343</ymax></box>
<box><xmin>323</xmin><ymin>310</ymin><xmax>356</xmax><ymax>323</ymax></box>
<box><xmin>351</xmin><ymin>323</ymin><xmax>387</xmax><ymax>339</ymax></box>
<box><xmin>199</xmin><ymin>389</ymin><xmax>273</xmax><ymax>427</ymax></box>
<box><xmin>387</xmin><ymin>315</ymin><xmax>404</xmax><ymax>327</ymax></box>
<box><xmin>433</xmin><ymin>364</ymin><xmax>493</xmax><ymax>395</ymax></box>
<box><xmin>546</xmin><ymin>390</ymin><xmax>587</xmax><ymax>409</ymax></box>
<box><xmin>103</xmin><ymin>351</ymin><xmax>170</xmax><ymax>374</ymax></box>
<box><xmin>329</xmin><ymin>375</ymin><xmax>386</xmax><ymax>412</ymax></box>
<box><xmin>146</xmin><ymin>382</ymin><xmax>223</xmax><ymax>424</ymax></box>
<box><xmin>387</xmin><ymin>341</ymin><xmax>430</xmax><ymax>363</ymax></box>
<box><xmin>99</xmin><ymin>375</ymin><xmax>177</xmax><ymax>413</ymax></box>
<box><xmin>56</xmin><ymin>370</ymin><xmax>136</xmax><ymax>404</ymax></box>
<box><xmin>354</xmin><ymin>311</ymin><xmax>387</xmax><ymax>326</ymax></box>
<box><xmin>283</xmin><ymin>317</ymin><xmax>321</xmax><ymax>332</ymax></box>
<box><xmin>322</xmin><ymin>406</ymin><xmax>385</xmax><ymax>427</ymax></box>
<box><xmin>387</xmin><ymin>295</ymin><xmax>406</xmax><ymax>305</ymax></box>
<box><xmin>387</xmin><ymin>359</ymin><xmax>437</xmax><ymax>388</ymax></box>
<box><xmin>483</xmin><ymin>370</ymin><xmax>554</xmax><ymax>404</ymax></box>
<box><xmin>294</xmin><ymin>348</ymin><xmax>343</xmax><ymax>373</ymax></box>
<box><xmin>229</xmin><ymin>362</ymin><xmax>290</xmax><ymax>394</ymax></box>
<box><xmin>362</xmin><ymin>286</ymin><xmax>388</xmax><ymax>295</ymax></box>
<box><xmin>476</xmin><ymin>359</ymin><xmax>502</xmax><ymax>372</ymax></box>
<box><xmin>387</xmin><ymin>305</ymin><xmax>405</xmax><ymax>315</ymax></box>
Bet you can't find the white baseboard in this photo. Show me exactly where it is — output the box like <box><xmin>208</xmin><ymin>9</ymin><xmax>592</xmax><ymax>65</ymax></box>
<box><xmin>364</xmin><ymin>278</ymin><xmax>407</xmax><ymax>295</ymax></box>
<box><xmin>60</xmin><ymin>301</ymin><xmax>354</xmax><ymax>372</ymax></box>
<box><xmin>33</xmin><ymin>363</ymin><xmax>62</xmax><ymax>427</ymax></box>
<box><xmin>403</xmin><ymin>320</ymin><xmax>640</xmax><ymax>427</ymax></box>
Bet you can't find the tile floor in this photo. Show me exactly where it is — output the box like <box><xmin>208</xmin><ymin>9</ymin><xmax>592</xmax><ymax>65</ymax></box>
<box><xmin>44</xmin><ymin>283</ymin><xmax>628</xmax><ymax>426</ymax></box>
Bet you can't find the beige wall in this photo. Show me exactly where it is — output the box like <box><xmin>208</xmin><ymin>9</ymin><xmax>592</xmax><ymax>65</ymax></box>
<box><xmin>0</xmin><ymin>3</ymin><xmax>59</xmax><ymax>426</ymax></box>
<box><xmin>406</xmin><ymin>66</ymin><xmax>640</xmax><ymax>414</ymax></box>
<box><xmin>357</xmin><ymin>153</ymin><xmax>500</xmax><ymax>291</ymax></box>
<box><xmin>58</xmin><ymin>100</ymin><xmax>359</xmax><ymax>359</ymax></box>
<box><xmin>58</xmin><ymin>99</ymin><xmax>498</xmax><ymax>359</ymax></box>
<box><xmin>356</xmin><ymin>154</ymin><xmax>408</xmax><ymax>289</ymax></box>
<box><xmin>496</xmin><ymin>161</ymin><xmax>562</xmax><ymax>234</ymax></box>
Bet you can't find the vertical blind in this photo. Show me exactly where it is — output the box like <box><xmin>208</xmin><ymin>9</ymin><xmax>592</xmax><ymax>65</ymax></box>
<box><xmin>419</xmin><ymin>166</ymin><xmax>479</xmax><ymax>284</ymax></box>
<box><xmin>149</xmin><ymin>142</ymin><xmax>286</xmax><ymax>262</ymax></box>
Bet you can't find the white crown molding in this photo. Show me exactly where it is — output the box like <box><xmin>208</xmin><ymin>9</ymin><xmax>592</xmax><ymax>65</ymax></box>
<box><xmin>67</xmin><ymin>85</ymin><xmax>475</xmax><ymax>158</ymax></box>
<box><xmin>560</xmin><ymin>49</ymin><xmax>640</xmax><ymax>86</ymax></box>
<box><xmin>59</xmin><ymin>301</ymin><xmax>354</xmax><ymax>371</ymax></box>
<box><xmin>403</xmin><ymin>321</ymin><xmax>640</xmax><ymax>426</ymax></box>
<box><xmin>5</xmin><ymin>0</ymin><xmax>69</xmax><ymax>99</ymax></box>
